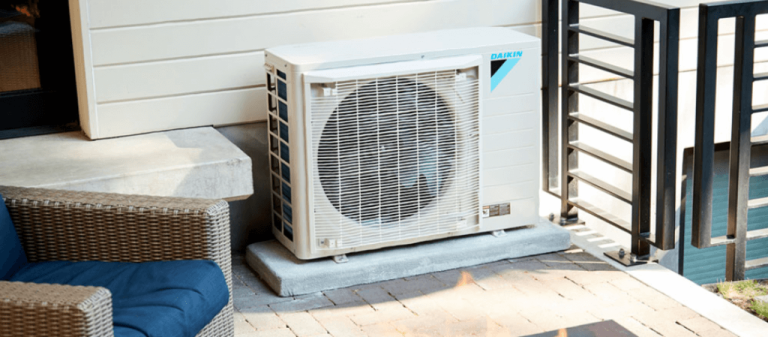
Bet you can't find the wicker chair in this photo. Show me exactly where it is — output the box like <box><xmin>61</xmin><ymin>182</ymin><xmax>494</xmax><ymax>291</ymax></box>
<box><xmin>0</xmin><ymin>185</ymin><xmax>234</xmax><ymax>337</ymax></box>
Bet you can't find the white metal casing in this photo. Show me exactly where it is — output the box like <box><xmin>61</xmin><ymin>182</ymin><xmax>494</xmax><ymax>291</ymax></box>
<box><xmin>265</xmin><ymin>27</ymin><xmax>541</xmax><ymax>259</ymax></box>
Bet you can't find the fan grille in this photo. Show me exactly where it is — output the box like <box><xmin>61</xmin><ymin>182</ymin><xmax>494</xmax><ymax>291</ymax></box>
<box><xmin>310</xmin><ymin>70</ymin><xmax>480</xmax><ymax>249</ymax></box>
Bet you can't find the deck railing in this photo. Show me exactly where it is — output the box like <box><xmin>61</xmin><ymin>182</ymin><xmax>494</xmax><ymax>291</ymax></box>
<box><xmin>692</xmin><ymin>0</ymin><xmax>768</xmax><ymax>281</ymax></box>
<box><xmin>541</xmin><ymin>0</ymin><xmax>680</xmax><ymax>265</ymax></box>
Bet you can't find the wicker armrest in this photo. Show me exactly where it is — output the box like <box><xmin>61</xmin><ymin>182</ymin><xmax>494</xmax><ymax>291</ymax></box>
<box><xmin>0</xmin><ymin>281</ymin><xmax>113</xmax><ymax>337</ymax></box>
<box><xmin>0</xmin><ymin>186</ymin><xmax>231</xmax><ymax>279</ymax></box>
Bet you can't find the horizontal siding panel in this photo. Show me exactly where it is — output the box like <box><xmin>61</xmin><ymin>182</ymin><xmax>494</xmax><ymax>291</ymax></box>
<box><xmin>96</xmin><ymin>87</ymin><xmax>266</xmax><ymax>138</ymax></box>
<box><xmin>91</xmin><ymin>28</ymin><xmax>768</xmax><ymax>124</ymax></box>
<box><xmin>90</xmin><ymin>5</ymin><xmax>767</xmax><ymax>67</ymax></box>
<box><xmin>90</xmin><ymin>0</ymin><xmax>538</xmax><ymax>66</ymax></box>
<box><xmin>88</xmin><ymin>0</ymin><xmax>418</xmax><ymax>29</ymax></box>
<box><xmin>94</xmin><ymin>52</ymin><xmax>265</xmax><ymax>103</ymax></box>
<box><xmin>88</xmin><ymin>0</ymin><xmax>710</xmax><ymax>31</ymax></box>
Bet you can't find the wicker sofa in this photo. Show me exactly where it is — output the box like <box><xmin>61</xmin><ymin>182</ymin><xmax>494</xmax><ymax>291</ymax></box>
<box><xmin>0</xmin><ymin>185</ymin><xmax>234</xmax><ymax>336</ymax></box>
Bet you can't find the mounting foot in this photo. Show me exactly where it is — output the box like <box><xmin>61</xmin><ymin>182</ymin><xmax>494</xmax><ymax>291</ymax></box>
<box><xmin>604</xmin><ymin>247</ymin><xmax>657</xmax><ymax>267</ymax></box>
<box><xmin>333</xmin><ymin>254</ymin><xmax>349</xmax><ymax>264</ymax></box>
<box><xmin>491</xmin><ymin>230</ymin><xmax>506</xmax><ymax>238</ymax></box>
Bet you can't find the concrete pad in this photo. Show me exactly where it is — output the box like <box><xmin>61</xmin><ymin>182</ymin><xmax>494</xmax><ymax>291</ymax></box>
<box><xmin>246</xmin><ymin>219</ymin><xmax>571</xmax><ymax>297</ymax></box>
<box><xmin>0</xmin><ymin>127</ymin><xmax>252</xmax><ymax>200</ymax></box>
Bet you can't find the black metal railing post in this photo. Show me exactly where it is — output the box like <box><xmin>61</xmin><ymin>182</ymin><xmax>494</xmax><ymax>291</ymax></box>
<box><xmin>692</xmin><ymin>0</ymin><xmax>768</xmax><ymax>281</ymax></box>
<box><xmin>541</xmin><ymin>0</ymin><xmax>680</xmax><ymax>266</ymax></box>
<box><xmin>656</xmin><ymin>6</ymin><xmax>680</xmax><ymax>251</ymax></box>
<box><xmin>632</xmin><ymin>16</ymin><xmax>655</xmax><ymax>258</ymax></box>
<box><xmin>542</xmin><ymin>0</ymin><xmax>560</xmax><ymax>194</ymax></box>
<box><xmin>561</xmin><ymin>0</ymin><xmax>580</xmax><ymax>223</ymax></box>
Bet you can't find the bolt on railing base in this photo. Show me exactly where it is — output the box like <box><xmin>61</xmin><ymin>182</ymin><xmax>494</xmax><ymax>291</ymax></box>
<box><xmin>548</xmin><ymin>213</ymin><xmax>584</xmax><ymax>227</ymax></box>
<box><xmin>605</xmin><ymin>247</ymin><xmax>657</xmax><ymax>267</ymax></box>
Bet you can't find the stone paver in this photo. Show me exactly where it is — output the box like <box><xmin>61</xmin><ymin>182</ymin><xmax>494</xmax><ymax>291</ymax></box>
<box><xmin>238</xmin><ymin>328</ymin><xmax>297</xmax><ymax>337</ymax></box>
<box><xmin>239</xmin><ymin>305</ymin><xmax>287</xmax><ymax>331</ymax></box>
<box><xmin>323</xmin><ymin>288</ymin><xmax>365</xmax><ymax>306</ymax></box>
<box><xmin>678</xmin><ymin>316</ymin><xmax>731</xmax><ymax>335</ymax></box>
<box><xmin>281</xmin><ymin>312</ymin><xmax>328</xmax><ymax>336</ymax></box>
<box><xmin>319</xmin><ymin>317</ymin><xmax>366</xmax><ymax>337</ymax></box>
<box><xmin>490</xmin><ymin>312</ymin><xmax>544</xmax><ymax>336</ymax></box>
<box><xmin>359</xmin><ymin>323</ymin><xmax>402</xmax><ymax>337</ymax></box>
<box><xmin>231</xmin><ymin>251</ymin><xmax>737</xmax><ymax>337</ymax></box>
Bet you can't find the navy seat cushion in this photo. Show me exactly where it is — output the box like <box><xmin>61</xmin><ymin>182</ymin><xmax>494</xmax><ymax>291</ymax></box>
<box><xmin>0</xmin><ymin>193</ymin><xmax>27</xmax><ymax>280</ymax></box>
<box><xmin>11</xmin><ymin>260</ymin><xmax>229</xmax><ymax>337</ymax></box>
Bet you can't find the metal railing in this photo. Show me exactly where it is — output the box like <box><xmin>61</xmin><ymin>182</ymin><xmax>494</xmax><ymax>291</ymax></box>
<box><xmin>692</xmin><ymin>0</ymin><xmax>768</xmax><ymax>281</ymax></box>
<box><xmin>542</xmin><ymin>0</ymin><xmax>680</xmax><ymax>265</ymax></box>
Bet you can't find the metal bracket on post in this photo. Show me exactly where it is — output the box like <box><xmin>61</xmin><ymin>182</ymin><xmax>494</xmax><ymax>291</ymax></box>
<box><xmin>333</xmin><ymin>254</ymin><xmax>348</xmax><ymax>264</ymax></box>
<box><xmin>605</xmin><ymin>247</ymin><xmax>658</xmax><ymax>267</ymax></box>
<box><xmin>547</xmin><ymin>213</ymin><xmax>583</xmax><ymax>227</ymax></box>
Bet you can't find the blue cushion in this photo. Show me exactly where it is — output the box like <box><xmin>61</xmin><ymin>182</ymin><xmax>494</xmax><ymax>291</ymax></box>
<box><xmin>0</xmin><ymin>193</ymin><xmax>27</xmax><ymax>280</ymax></box>
<box><xmin>11</xmin><ymin>260</ymin><xmax>228</xmax><ymax>337</ymax></box>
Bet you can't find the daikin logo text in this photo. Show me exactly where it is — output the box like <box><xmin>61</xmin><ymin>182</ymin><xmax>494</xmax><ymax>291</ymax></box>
<box><xmin>491</xmin><ymin>51</ymin><xmax>523</xmax><ymax>60</ymax></box>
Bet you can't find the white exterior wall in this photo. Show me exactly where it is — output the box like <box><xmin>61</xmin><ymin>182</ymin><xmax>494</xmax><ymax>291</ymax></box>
<box><xmin>67</xmin><ymin>0</ymin><xmax>719</xmax><ymax>139</ymax></box>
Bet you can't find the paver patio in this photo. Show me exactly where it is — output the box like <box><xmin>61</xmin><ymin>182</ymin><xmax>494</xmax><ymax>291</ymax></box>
<box><xmin>231</xmin><ymin>248</ymin><xmax>737</xmax><ymax>337</ymax></box>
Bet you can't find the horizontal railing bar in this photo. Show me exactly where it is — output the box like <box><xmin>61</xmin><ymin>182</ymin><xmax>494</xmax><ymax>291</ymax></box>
<box><xmin>756</xmin><ymin>40</ymin><xmax>768</xmax><ymax>48</ymax></box>
<box><xmin>568</xmin><ymin>198</ymin><xmax>632</xmax><ymax>234</ymax></box>
<box><xmin>754</xmin><ymin>72</ymin><xmax>768</xmax><ymax>81</ymax></box>
<box><xmin>749</xmin><ymin>166</ymin><xmax>768</xmax><ymax>177</ymax></box>
<box><xmin>569</xmin><ymin>141</ymin><xmax>633</xmax><ymax>173</ymax></box>
<box><xmin>545</xmin><ymin>188</ymin><xmax>561</xmax><ymax>199</ymax></box>
<box><xmin>570</xmin><ymin>112</ymin><xmax>634</xmax><ymax>142</ymax></box>
<box><xmin>747</xmin><ymin>228</ymin><xmax>768</xmax><ymax>241</ymax></box>
<box><xmin>569</xmin><ymin>24</ymin><xmax>634</xmax><ymax>48</ymax></box>
<box><xmin>753</xmin><ymin>103</ymin><xmax>768</xmax><ymax>113</ymax></box>
<box><xmin>570</xmin><ymin>84</ymin><xmax>634</xmax><ymax>111</ymax></box>
<box><xmin>569</xmin><ymin>169</ymin><xmax>632</xmax><ymax>203</ymax></box>
<box><xmin>709</xmin><ymin>235</ymin><xmax>736</xmax><ymax>247</ymax></box>
<box><xmin>576</xmin><ymin>0</ymin><xmax>678</xmax><ymax>21</ymax></box>
<box><xmin>752</xmin><ymin>134</ymin><xmax>768</xmax><ymax>146</ymax></box>
<box><xmin>568</xmin><ymin>54</ymin><xmax>634</xmax><ymax>79</ymax></box>
<box><xmin>747</xmin><ymin>196</ymin><xmax>768</xmax><ymax>209</ymax></box>
<box><xmin>745</xmin><ymin>256</ymin><xmax>768</xmax><ymax>271</ymax></box>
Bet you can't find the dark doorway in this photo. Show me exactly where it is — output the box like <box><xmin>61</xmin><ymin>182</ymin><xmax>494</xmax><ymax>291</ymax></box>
<box><xmin>0</xmin><ymin>1</ymin><xmax>79</xmax><ymax>139</ymax></box>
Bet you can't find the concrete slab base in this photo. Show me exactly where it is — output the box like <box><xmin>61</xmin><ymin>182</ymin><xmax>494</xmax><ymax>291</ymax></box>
<box><xmin>246</xmin><ymin>219</ymin><xmax>571</xmax><ymax>297</ymax></box>
<box><xmin>0</xmin><ymin>127</ymin><xmax>252</xmax><ymax>200</ymax></box>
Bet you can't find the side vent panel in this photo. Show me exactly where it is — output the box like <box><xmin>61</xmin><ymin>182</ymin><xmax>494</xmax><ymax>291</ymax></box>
<box><xmin>267</xmin><ymin>66</ymin><xmax>293</xmax><ymax>242</ymax></box>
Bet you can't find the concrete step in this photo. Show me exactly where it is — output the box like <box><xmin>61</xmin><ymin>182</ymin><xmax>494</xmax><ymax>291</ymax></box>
<box><xmin>0</xmin><ymin>127</ymin><xmax>252</xmax><ymax>201</ymax></box>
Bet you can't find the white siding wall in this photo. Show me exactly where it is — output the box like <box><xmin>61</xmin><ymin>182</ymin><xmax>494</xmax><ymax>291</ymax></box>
<box><xmin>66</xmin><ymin>0</ymin><xmax>720</xmax><ymax>139</ymax></box>
<box><xmin>70</xmin><ymin>0</ymin><xmax>538</xmax><ymax>139</ymax></box>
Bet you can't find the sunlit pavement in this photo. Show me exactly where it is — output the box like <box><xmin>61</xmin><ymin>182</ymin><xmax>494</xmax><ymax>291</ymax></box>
<box><xmin>231</xmin><ymin>248</ymin><xmax>736</xmax><ymax>337</ymax></box>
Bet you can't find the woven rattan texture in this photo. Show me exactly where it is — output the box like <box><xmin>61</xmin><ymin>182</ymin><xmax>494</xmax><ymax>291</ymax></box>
<box><xmin>0</xmin><ymin>282</ymin><xmax>113</xmax><ymax>337</ymax></box>
<box><xmin>0</xmin><ymin>185</ymin><xmax>226</xmax><ymax>263</ymax></box>
<box><xmin>0</xmin><ymin>186</ymin><xmax>234</xmax><ymax>336</ymax></box>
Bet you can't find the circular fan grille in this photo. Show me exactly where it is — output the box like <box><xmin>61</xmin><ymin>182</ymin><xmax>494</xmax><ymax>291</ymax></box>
<box><xmin>318</xmin><ymin>77</ymin><xmax>457</xmax><ymax>225</ymax></box>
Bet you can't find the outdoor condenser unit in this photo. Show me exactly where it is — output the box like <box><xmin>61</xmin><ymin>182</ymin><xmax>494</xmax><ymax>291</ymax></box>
<box><xmin>264</xmin><ymin>27</ymin><xmax>541</xmax><ymax>260</ymax></box>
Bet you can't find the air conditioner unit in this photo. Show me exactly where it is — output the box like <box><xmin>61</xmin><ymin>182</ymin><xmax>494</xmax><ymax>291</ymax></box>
<box><xmin>264</xmin><ymin>27</ymin><xmax>541</xmax><ymax>260</ymax></box>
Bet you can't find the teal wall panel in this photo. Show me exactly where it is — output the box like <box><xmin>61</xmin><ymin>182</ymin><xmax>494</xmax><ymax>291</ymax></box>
<box><xmin>682</xmin><ymin>173</ymin><xmax>768</xmax><ymax>284</ymax></box>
